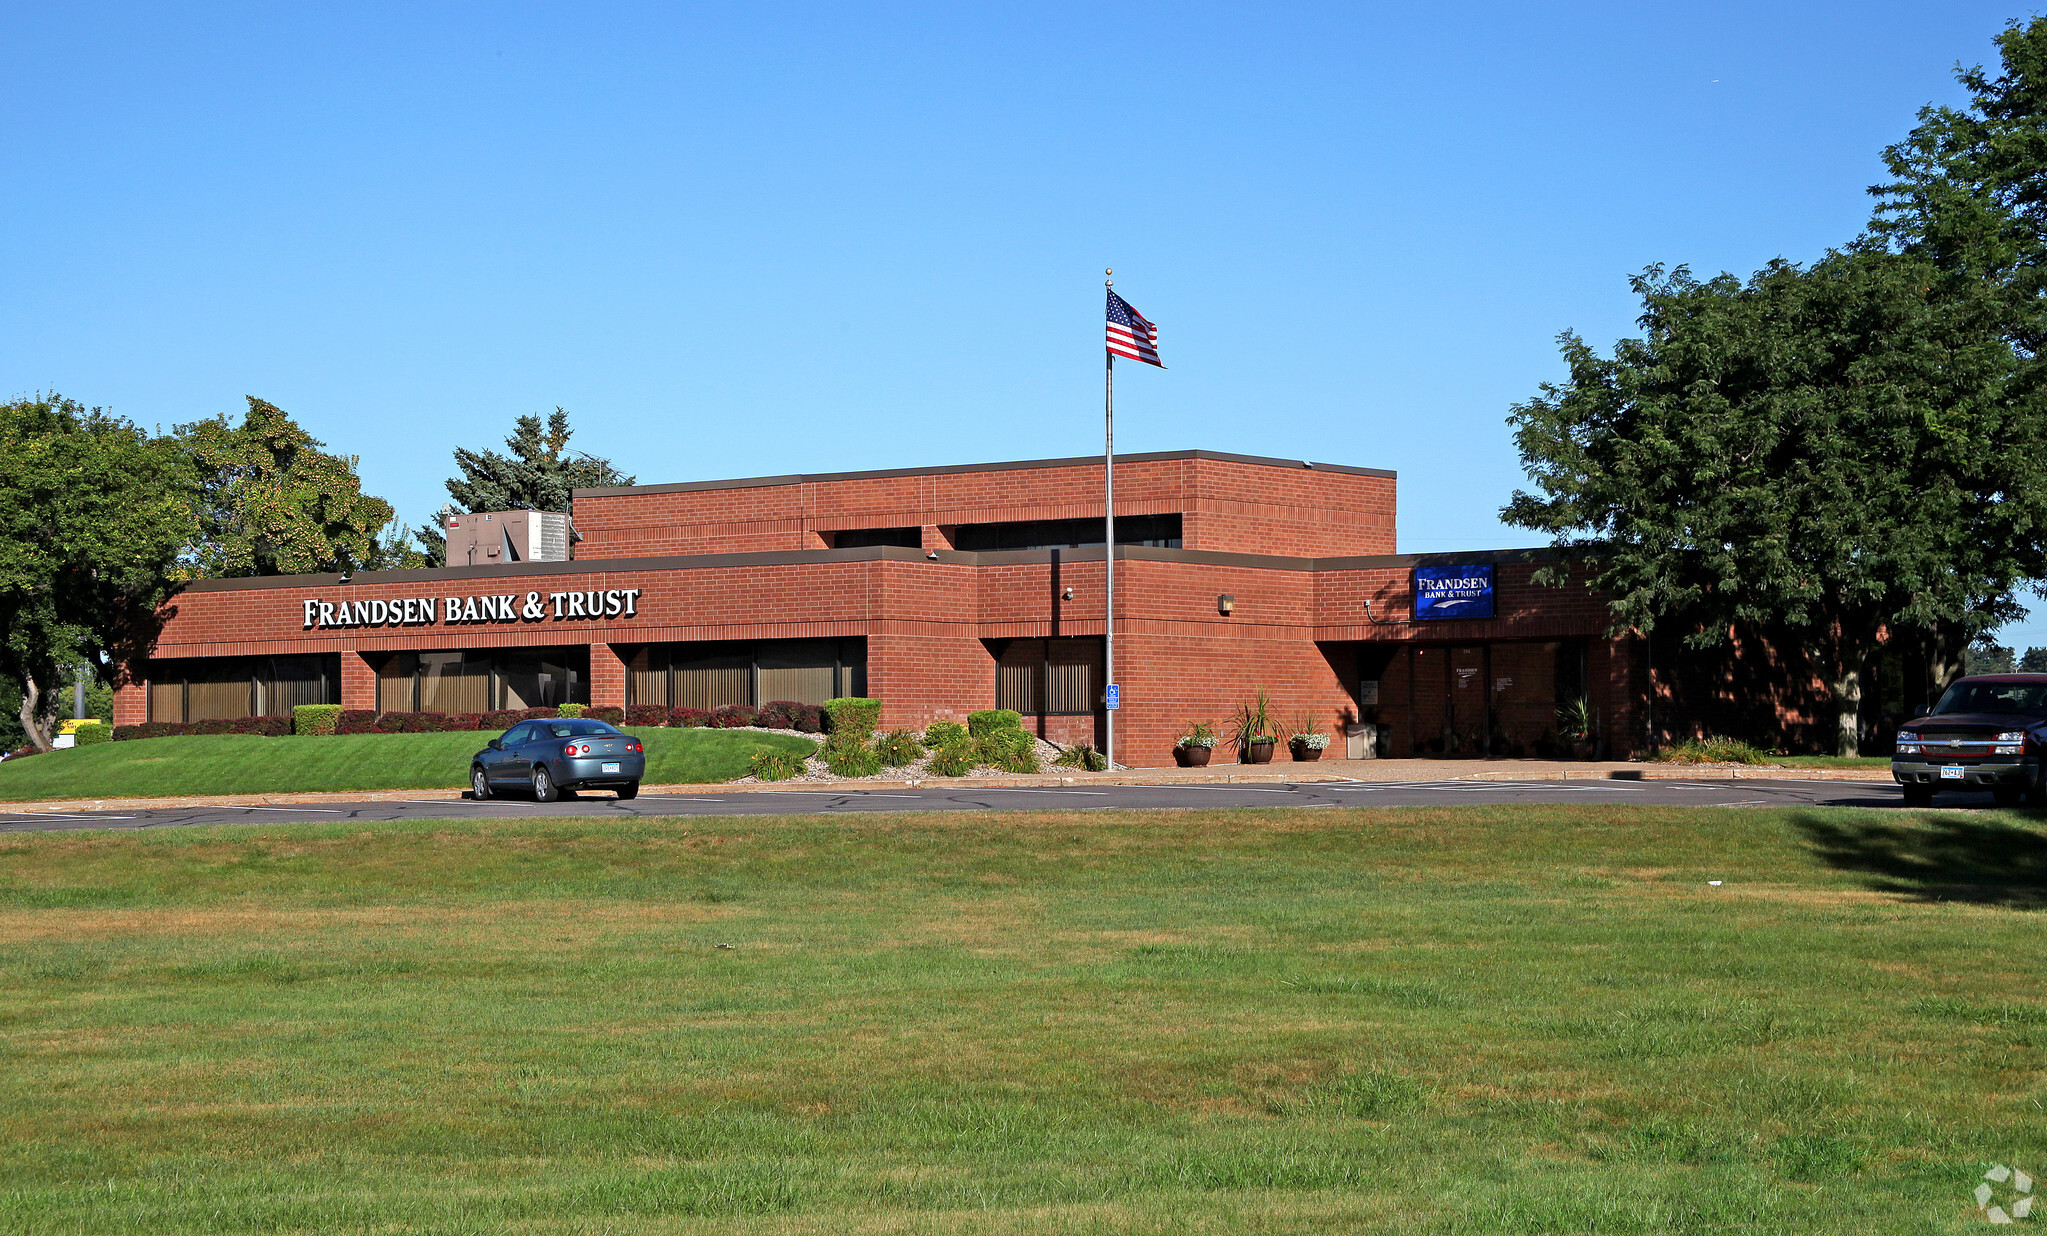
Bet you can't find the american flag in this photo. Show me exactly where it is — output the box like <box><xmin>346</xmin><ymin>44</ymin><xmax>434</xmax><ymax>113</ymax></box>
<box><xmin>1106</xmin><ymin>290</ymin><xmax>1163</xmax><ymax>367</ymax></box>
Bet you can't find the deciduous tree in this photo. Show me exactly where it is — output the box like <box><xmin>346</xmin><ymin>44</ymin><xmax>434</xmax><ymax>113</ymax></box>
<box><xmin>0</xmin><ymin>396</ymin><xmax>193</xmax><ymax>750</ymax></box>
<box><xmin>180</xmin><ymin>397</ymin><xmax>398</xmax><ymax>577</ymax></box>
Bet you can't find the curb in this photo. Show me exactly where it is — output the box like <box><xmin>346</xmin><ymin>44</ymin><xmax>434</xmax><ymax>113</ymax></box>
<box><xmin>0</xmin><ymin>762</ymin><xmax>1893</xmax><ymax>814</ymax></box>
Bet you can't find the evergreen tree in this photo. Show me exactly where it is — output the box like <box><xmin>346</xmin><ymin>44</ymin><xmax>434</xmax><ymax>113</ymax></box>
<box><xmin>413</xmin><ymin>409</ymin><xmax>633</xmax><ymax>560</ymax></box>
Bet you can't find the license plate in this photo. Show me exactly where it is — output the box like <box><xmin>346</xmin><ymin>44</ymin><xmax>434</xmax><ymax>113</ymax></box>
<box><xmin>602</xmin><ymin>761</ymin><xmax>621</xmax><ymax>774</ymax></box>
<box><xmin>1940</xmin><ymin>765</ymin><xmax>1964</xmax><ymax>780</ymax></box>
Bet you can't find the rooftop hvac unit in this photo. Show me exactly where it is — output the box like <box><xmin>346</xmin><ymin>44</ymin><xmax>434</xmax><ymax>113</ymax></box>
<box><xmin>443</xmin><ymin>510</ymin><xmax>574</xmax><ymax>567</ymax></box>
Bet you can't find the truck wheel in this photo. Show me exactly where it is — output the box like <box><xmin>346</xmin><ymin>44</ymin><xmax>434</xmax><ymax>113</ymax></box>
<box><xmin>1994</xmin><ymin>785</ymin><xmax>2025</xmax><ymax>808</ymax></box>
<box><xmin>1902</xmin><ymin>784</ymin><xmax>1933</xmax><ymax>809</ymax></box>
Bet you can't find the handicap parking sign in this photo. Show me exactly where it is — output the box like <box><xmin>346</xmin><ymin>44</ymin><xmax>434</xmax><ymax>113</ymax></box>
<box><xmin>1105</xmin><ymin>683</ymin><xmax>1120</xmax><ymax>710</ymax></box>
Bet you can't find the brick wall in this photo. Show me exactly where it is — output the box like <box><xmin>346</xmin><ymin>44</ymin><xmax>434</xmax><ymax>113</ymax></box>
<box><xmin>572</xmin><ymin>454</ymin><xmax>1397</xmax><ymax>561</ymax></box>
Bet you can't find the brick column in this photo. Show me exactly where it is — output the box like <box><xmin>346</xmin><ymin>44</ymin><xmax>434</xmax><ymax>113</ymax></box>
<box><xmin>590</xmin><ymin>643</ymin><xmax>627</xmax><ymax>709</ymax></box>
<box><xmin>341</xmin><ymin>652</ymin><xmax>377</xmax><ymax>710</ymax></box>
<box><xmin>113</xmin><ymin>681</ymin><xmax>147</xmax><ymax>726</ymax></box>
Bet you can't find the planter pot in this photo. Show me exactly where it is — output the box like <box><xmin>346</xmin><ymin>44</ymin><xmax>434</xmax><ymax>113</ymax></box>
<box><xmin>1245</xmin><ymin>740</ymin><xmax>1275</xmax><ymax>764</ymax></box>
<box><xmin>1176</xmin><ymin>744</ymin><xmax>1213</xmax><ymax>767</ymax></box>
<box><xmin>1569</xmin><ymin>739</ymin><xmax>1595</xmax><ymax>761</ymax></box>
<box><xmin>1290</xmin><ymin>742</ymin><xmax>1323</xmax><ymax>762</ymax></box>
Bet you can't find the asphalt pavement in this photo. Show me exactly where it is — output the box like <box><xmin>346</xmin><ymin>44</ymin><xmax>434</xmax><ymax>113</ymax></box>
<box><xmin>0</xmin><ymin>776</ymin><xmax>1933</xmax><ymax>833</ymax></box>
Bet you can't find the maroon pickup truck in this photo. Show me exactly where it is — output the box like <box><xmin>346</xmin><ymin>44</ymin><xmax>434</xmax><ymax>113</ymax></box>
<box><xmin>1892</xmin><ymin>674</ymin><xmax>2047</xmax><ymax>807</ymax></box>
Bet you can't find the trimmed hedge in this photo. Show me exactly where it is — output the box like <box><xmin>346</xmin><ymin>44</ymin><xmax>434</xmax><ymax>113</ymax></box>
<box><xmin>968</xmin><ymin>709</ymin><xmax>1023</xmax><ymax>737</ymax></box>
<box><xmin>517</xmin><ymin>707</ymin><xmax>561</xmax><ymax>721</ymax></box>
<box><xmin>556</xmin><ymin>702</ymin><xmax>586</xmax><ymax>717</ymax></box>
<box><xmin>480</xmin><ymin>709</ymin><xmax>524</xmax><ymax>732</ymax></box>
<box><xmin>923</xmin><ymin>720</ymin><xmax>967</xmax><ymax>748</ymax></box>
<box><xmin>73</xmin><ymin>722</ymin><xmax>112</xmax><ymax>747</ymax></box>
<box><xmin>824</xmin><ymin>698</ymin><xmax>882</xmax><ymax>741</ymax></box>
<box><xmin>625</xmin><ymin>704</ymin><xmax>668</xmax><ymax>727</ymax></box>
<box><xmin>587</xmin><ymin>706</ymin><xmax>624</xmax><ymax>725</ymax></box>
<box><xmin>712</xmin><ymin>703</ymin><xmax>759</xmax><ymax>729</ymax></box>
<box><xmin>338</xmin><ymin>710</ymin><xmax>379</xmax><ymax>735</ymax></box>
<box><xmin>756</xmin><ymin>701</ymin><xmax>824</xmax><ymax>733</ymax></box>
<box><xmin>670</xmin><ymin>707</ymin><xmax>714</xmax><ymax>728</ymax></box>
<box><xmin>295</xmin><ymin>704</ymin><xmax>342</xmax><ymax>736</ymax></box>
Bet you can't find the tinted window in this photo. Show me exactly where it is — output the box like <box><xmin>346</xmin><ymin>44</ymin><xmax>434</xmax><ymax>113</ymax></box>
<box><xmin>1932</xmin><ymin>680</ymin><xmax>2047</xmax><ymax>716</ymax></box>
<box><xmin>500</xmin><ymin>724</ymin><xmax>530</xmax><ymax>744</ymax></box>
<box><xmin>547</xmin><ymin>720</ymin><xmax>622</xmax><ymax>737</ymax></box>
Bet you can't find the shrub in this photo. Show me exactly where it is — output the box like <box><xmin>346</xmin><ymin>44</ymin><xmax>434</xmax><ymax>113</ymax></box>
<box><xmin>824</xmin><ymin>697</ymin><xmax>883</xmax><ymax>740</ymax></box>
<box><xmin>670</xmin><ymin>707</ymin><xmax>714</xmax><ymax>728</ymax></box>
<box><xmin>229</xmin><ymin>715</ymin><xmax>291</xmax><ymax>737</ymax></box>
<box><xmin>374</xmin><ymin>711</ymin><xmax>447</xmax><ymax>734</ymax></box>
<box><xmin>1053</xmin><ymin>743</ymin><xmax>1108</xmax><ymax>772</ymax></box>
<box><xmin>191</xmin><ymin>718</ymin><xmax>235</xmax><ymax>735</ymax></box>
<box><xmin>978</xmin><ymin>728</ymin><xmax>1039</xmax><ymax>774</ymax></box>
<box><xmin>1655</xmin><ymin>736</ymin><xmax>1774</xmax><ymax>765</ymax></box>
<box><xmin>337</xmin><ymin>710</ymin><xmax>379</xmax><ymax>735</ymax></box>
<box><xmin>517</xmin><ymin>707</ymin><xmax>561</xmax><ymax>721</ymax></box>
<box><xmin>73</xmin><ymin>722</ymin><xmax>112</xmax><ymax>747</ymax></box>
<box><xmin>624</xmin><ymin>704</ymin><xmax>669</xmax><ymax>727</ymax></box>
<box><xmin>556</xmin><ymin>702</ymin><xmax>586</xmax><ymax>717</ymax></box>
<box><xmin>112</xmin><ymin>725</ymin><xmax>144</xmax><ymax>742</ymax></box>
<box><xmin>823</xmin><ymin>737</ymin><xmax>883</xmax><ymax>778</ymax></box>
<box><xmin>587</xmin><ymin>706</ymin><xmax>624</xmax><ymax>725</ymax></box>
<box><xmin>755</xmin><ymin>700</ymin><xmax>795</xmax><ymax>729</ymax></box>
<box><xmin>480</xmin><ymin>709</ymin><xmax>524</xmax><ymax>732</ymax></box>
<box><xmin>967</xmin><ymin>709</ymin><xmax>1023</xmax><ymax>737</ymax></box>
<box><xmin>787</xmin><ymin>702</ymin><xmax>824</xmax><ymax>733</ymax></box>
<box><xmin>712</xmin><ymin>703</ymin><xmax>760</xmax><ymax>729</ymax></box>
<box><xmin>121</xmin><ymin>721</ymin><xmax>188</xmax><ymax>740</ymax></box>
<box><xmin>874</xmin><ymin>729</ymin><xmax>922</xmax><ymax>767</ymax></box>
<box><xmin>926</xmin><ymin>741</ymin><xmax>979</xmax><ymax>777</ymax></box>
<box><xmin>295</xmin><ymin>704</ymin><xmax>343</xmax><ymax>736</ymax></box>
<box><xmin>445</xmin><ymin>713</ymin><xmax>483</xmax><ymax>732</ymax></box>
<box><xmin>748</xmin><ymin>746</ymin><xmax>806</xmax><ymax>781</ymax></box>
<box><xmin>923</xmin><ymin>720</ymin><xmax>967</xmax><ymax>748</ymax></box>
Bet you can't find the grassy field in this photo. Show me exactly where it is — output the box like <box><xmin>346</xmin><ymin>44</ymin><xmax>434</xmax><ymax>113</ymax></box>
<box><xmin>0</xmin><ymin>728</ymin><xmax>817</xmax><ymax>801</ymax></box>
<box><xmin>1772</xmin><ymin>755</ymin><xmax>1894</xmax><ymax>770</ymax></box>
<box><xmin>0</xmin><ymin>804</ymin><xmax>2042</xmax><ymax>1233</ymax></box>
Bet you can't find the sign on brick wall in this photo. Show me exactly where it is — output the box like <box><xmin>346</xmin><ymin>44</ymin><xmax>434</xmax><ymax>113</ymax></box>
<box><xmin>302</xmin><ymin>588</ymin><xmax>643</xmax><ymax>629</ymax></box>
<box><xmin>1413</xmin><ymin>565</ymin><xmax>1493</xmax><ymax>621</ymax></box>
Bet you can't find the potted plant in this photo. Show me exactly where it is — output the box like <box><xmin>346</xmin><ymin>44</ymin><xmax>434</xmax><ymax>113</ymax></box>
<box><xmin>1556</xmin><ymin>698</ymin><xmax>1598</xmax><ymax>760</ymax></box>
<box><xmin>1175</xmin><ymin>721</ymin><xmax>1220</xmax><ymax>767</ymax></box>
<box><xmin>1230</xmin><ymin>689</ymin><xmax>1280</xmax><ymax>764</ymax></box>
<box><xmin>1287</xmin><ymin>714</ymin><xmax>1330</xmax><ymax>762</ymax></box>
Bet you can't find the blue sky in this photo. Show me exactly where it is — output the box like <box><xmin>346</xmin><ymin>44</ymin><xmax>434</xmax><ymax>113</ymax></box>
<box><xmin>7</xmin><ymin>2</ymin><xmax>2043</xmax><ymax>644</ymax></box>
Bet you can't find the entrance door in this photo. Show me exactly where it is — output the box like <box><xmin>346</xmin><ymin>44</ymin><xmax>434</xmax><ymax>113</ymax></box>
<box><xmin>1448</xmin><ymin>645</ymin><xmax>1488</xmax><ymax>755</ymax></box>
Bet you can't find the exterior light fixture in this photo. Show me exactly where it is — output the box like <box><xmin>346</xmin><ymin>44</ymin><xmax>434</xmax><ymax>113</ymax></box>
<box><xmin>1218</xmin><ymin>594</ymin><xmax>1235</xmax><ymax>616</ymax></box>
<box><xmin>926</xmin><ymin>550</ymin><xmax>938</xmax><ymax>560</ymax></box>
<box><xmin>1062</xmin><ymin>587</ymin><xmax>1074</xmax><ymax>601</ymax></box>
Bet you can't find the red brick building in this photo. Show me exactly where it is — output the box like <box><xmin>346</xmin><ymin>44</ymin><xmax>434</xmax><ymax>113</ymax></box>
<box><xmin>114</xmin><ymin>450</ymin><xmax>1652</xmax><ymax>765</ymax></box>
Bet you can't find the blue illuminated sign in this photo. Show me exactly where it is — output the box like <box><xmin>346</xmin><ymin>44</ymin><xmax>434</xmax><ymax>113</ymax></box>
<box><xmin>1413</xmin><ymin>564</ymin><xmax>1495</xmax><ymax>621</ymax></box>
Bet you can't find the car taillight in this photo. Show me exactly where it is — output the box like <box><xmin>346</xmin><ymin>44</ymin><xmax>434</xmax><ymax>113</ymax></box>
<box><xmin>566</xmin><ymin>742</ymin><xmax>589</xmax><ymax>757</ymax></box>
<box><xmin>632</xmin><ymin>742</ymin><xmax>642</xmax><ymax>753</ymax></box>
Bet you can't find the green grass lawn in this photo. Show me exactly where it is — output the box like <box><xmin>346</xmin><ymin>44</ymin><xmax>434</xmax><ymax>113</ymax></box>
<box><xmin>1</xmin><ymin>804</ymin><xmax>2042</xmax><ymax>1232</ymax></box>
<box><xmin>1771</xmin><ymin>755</ymin><xmax>1894</xmax><ymax>769</ymax></box>
<box><xmin>0</xmin><ymin>728</ymin><xmax>816</xmax><ymax>801</ymax></box>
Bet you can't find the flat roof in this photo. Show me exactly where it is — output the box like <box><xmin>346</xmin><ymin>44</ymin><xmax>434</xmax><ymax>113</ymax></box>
<box><xmin>571</xmin><ymin>448</ymin><xmax>1396</xmax><ymax>499</ymax></box>
<box><xmin>171</xmin><ymin>544</ymin><xmax>1556</xmax><ymax>593</ymax></box>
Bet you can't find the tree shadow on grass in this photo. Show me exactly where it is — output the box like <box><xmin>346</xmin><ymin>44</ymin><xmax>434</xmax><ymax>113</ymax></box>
<box><xmin>1791</xmin><ymin>811</ymin><xmax>2047</xmax><ymax>908</ymax></box>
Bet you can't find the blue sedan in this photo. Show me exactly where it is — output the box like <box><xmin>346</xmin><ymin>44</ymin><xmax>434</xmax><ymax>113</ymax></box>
<box><xmin>471</xmin><ymin>718</ymin><xmax>646</xmax><ymax>802</ymax></box>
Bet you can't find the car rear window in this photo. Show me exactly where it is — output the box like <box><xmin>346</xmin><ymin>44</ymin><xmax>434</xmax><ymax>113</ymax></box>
<box><xmin>547</xmin><ymin>720</ymin><xmax>622</xmax><ymax>737</ymax></box>
<box><xmin>1931</xmin><ymin>681</ymin><xmax>2047</xmax><ymax>716</ymax></box>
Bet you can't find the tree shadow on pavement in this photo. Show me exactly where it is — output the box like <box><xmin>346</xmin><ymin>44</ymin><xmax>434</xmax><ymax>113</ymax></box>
<box><xmin>1792</xmin><ymin>811</ymin><xmax>2047</xmax><ymax>908</ymax></box>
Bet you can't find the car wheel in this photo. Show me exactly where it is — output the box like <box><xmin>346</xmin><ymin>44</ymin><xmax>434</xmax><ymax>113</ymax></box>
<box><xmin>532</xmin><ymin>764</ymin><xmax>559</xmax><ymax>803</ymax></box>
<box><xmin>1994</xmin><ymin>785</ymin><xmax>2026</xmax><ymax>808</ymax></box>
<box><xmin>616</xmin><ymin>781</ymin><xmax>639</xmax><ymax>801</ymax></box>
<box><xmin>1902</xmin><ymin>783</ymin><xmax>1933</xmax><ymax>809</ymax></box>
<box><xmin>471</xmin><ymin>765</ymin><xmax>492</xmax><ymax>801</ymax></box>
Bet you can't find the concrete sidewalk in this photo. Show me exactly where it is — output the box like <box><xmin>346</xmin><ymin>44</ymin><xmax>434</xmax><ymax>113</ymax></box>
<box><xmin>0</xmin><ymin>757</ymin><xmax>1892</xmax><ymax>815</ymax></box>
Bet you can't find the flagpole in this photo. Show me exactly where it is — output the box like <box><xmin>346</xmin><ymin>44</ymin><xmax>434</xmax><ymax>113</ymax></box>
<box><xmin>1104</xmin><ymin>269</ymin><xmax>1117</xmax><ymax>771</ymax></box>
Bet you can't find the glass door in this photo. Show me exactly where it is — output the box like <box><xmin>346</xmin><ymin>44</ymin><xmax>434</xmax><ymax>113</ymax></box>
<box><xmin>1448</xmin><ymin>645</ymin><xmax>1488</xmax><ymax>755</ymax></box>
